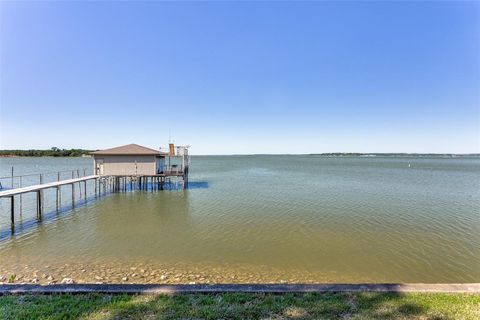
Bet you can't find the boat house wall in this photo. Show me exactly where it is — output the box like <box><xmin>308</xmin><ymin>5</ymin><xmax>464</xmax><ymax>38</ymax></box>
<box><xmin>94</xmin><ymin>155</ymin><xmax>158</xmax><ymax>176</ymax></box>
<box><xmin>91</xmin><ymin>144</ymin><xmax>168</xmax><ymax>176</ymax></box>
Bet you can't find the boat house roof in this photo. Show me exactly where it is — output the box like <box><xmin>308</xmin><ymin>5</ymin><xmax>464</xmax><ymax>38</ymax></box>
<box><xmin>91</xmin><ymin>144</ymin><xmax>167</xmax><ymax>156</ymax></box>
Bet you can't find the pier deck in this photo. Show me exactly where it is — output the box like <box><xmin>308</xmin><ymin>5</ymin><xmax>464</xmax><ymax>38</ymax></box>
<box><xmin>1</xmin><ymin>172</ymin><xmax>188</xmax><ymax>229</ymax></box>
<box><xmin>0</xmin><ymin>175</ymin><xmax>99</xmax><ymax>198</ymax></box>
<box><xmin>0</xmin><ymin>173</ymin><xmax>185</xmax><ymax>198</ymax></box>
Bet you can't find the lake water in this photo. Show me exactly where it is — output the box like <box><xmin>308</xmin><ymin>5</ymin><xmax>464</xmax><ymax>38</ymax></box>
<box><xmin>0</xmin><ymin>156</ymin><xmax>479</xmax><ymax>284</ymax></box>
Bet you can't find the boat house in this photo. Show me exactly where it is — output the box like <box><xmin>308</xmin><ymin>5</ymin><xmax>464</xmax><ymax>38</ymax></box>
<box><xmin>91</xmin><ymin>143</ymin><xmax>172</xmax><ymax>176</ymax></box>
<box><xmin>1</xmin><ymin>144</ymin><xmax>191</xmax><ymax>228</ymax></box>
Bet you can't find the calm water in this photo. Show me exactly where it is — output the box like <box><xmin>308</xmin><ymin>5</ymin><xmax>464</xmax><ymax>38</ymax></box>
<box><xmin>1</xmin><ymin>156</ymin><xmax>479</xmax><ymax>283</ymax></box>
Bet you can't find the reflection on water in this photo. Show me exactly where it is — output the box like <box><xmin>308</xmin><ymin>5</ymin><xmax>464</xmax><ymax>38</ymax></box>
<box><xmin>187</xmin><ymin>181</ymin><xmax>209</xmax><ymax>189</ymax></box>
<box><xmin>0</xmin><ymin>155</ymin><xmax>479</xmax><ymax>283</ymax></box>
<box><xmin>0</xmin><ymin>193</ymin><xmax>98</xmax><ymax>241</ymax></box>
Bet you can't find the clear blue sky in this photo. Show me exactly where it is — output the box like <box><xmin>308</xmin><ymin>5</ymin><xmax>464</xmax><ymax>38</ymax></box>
<box><xmin>1</xmin><ymin>1</ymin><xmax>479</xmax><ymax>154</ymax></box>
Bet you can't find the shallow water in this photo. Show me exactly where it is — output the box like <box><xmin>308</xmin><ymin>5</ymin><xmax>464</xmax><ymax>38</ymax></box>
<box><xmin>0</xmin><ymin>156</ymin><xmax>479</xmax><ymax>283</ymax></box>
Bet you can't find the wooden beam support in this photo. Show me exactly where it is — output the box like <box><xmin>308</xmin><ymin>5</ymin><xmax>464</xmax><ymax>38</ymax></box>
<box><xmin>37</xmin><ymin>190</ymin><xmax>42</xmax><ymax>219</ymax></box>
<box><xmin>56</xmin><ymin>187</ymin><xmax>60</xmax><ymax>211</ymax></box>
<box><xmin>10</xmin><ymin>196</ymin><xmax>14</xmax><ymax>225</ymax></box>
<box><xmin>72</xmin><ymin>183</ymin><xmax>75</xmax><ymax>208</ymax></box>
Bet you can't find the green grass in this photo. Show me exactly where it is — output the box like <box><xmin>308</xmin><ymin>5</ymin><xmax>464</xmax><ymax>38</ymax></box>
<box><xmin>0</xmin><ymin>292</ymin><xmax>479</xmax><ymax>319</ymax></box>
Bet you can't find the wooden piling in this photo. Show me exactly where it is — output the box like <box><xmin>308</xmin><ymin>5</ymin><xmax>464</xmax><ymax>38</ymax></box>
<box><xmin>10</xmin><ymin>196</ymin><xmax>14</xmax><ymax>225</ymax></box>
<box><xmin>57</xmin><ymin>170</ymin><xmax>61</xmax><ymax>208</ymax></box>
<box><xmin>72</xmin><ymin>183</ymin><xmax>75</xmax><ymax>208</ymax></box>
<box><xmin>56</xmin><ymin>186</ymin><xmax>60</xmax><ymax>211</ymax></box>
<box><xmin>37</xmin><ymin>190</ymin><xmax>42</xmax><ymax>219</ymax></box>
<box><xmin>39</xmin><ymin>174</ymin><xmax>44</xmax><ymax>213</ymax></box>
<box><xmin>19</xmin><ymin>176</ymin><xmax>23</xmax><ymax>215</ymax></box>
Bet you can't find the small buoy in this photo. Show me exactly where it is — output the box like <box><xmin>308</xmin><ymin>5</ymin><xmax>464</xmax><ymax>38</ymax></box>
<box><xmin>408</xmin><ymin>163</ymin><xmax>411</xmax><ymax>168</ymax></box>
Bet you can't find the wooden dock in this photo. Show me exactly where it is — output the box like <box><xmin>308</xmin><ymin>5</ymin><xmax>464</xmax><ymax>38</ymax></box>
<box><xmin>1</xmin><ymin>171</ymin><xmax>189</xmax><ymax>230</ymax></box>
<box><xmin>0</xmin><ymin>175</ymin><xmax>99</xmax><ymax>228</ymax></box>
<box><xmin>0</xmin><ymin>175</ymin><xmax>98</xmax><ymax>197</ymax></box>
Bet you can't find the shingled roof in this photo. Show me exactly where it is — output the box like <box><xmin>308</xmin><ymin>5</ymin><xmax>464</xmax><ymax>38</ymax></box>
<box><xmin>91</xmin><ymin>144</ymin><xmax>167</xmax><ymax>156</ymax></box>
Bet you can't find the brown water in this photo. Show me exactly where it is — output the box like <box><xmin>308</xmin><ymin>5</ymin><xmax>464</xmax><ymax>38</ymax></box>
<box><xmin>0</xmin><ymin>156</ymin><xmax>479</xmax><ymax>284</ymax></box>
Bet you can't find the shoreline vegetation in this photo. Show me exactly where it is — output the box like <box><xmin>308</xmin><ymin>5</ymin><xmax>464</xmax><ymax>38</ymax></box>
<box><xmin>0</xmin><ymin>148</ymin><xmax>478</xmax><ymax>158</ymax></box>
<box><xmin>0</xmin><ymin>147</ymin><xmax>94</xmax><ymax>157</ymax></box>
<box><xmin>1</xmin><ymin>292</ymin><xmax>479</xmax><ymax>319</ymax></box>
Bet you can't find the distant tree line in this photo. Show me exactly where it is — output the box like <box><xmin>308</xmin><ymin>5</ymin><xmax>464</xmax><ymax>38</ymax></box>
<box><xmin>0</xmin><ymin>147</ymin><xmax>94</xmax><ymax>157</ymax></box>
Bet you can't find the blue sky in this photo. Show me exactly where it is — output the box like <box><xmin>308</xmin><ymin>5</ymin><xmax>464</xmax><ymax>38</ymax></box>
<box><xmin>1</xmin><ymin>1</ymin><xmax>479</xmax><ymax>154</ymax></box>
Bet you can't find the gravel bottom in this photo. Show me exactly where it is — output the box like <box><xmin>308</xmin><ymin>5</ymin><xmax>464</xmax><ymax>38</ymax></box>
<box><xmin>0</xmin><ymin>261</ymin><xmax>359</xmax><ymax>285</ymax></box>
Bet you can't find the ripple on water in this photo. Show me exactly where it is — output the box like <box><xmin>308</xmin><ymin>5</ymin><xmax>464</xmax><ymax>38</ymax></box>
<box><xmin>0</xmin><ymin>155</ymin><xmax>479</xmax><ymax>283</ymax></box>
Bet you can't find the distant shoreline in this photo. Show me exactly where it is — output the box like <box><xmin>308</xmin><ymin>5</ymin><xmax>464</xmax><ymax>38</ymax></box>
<box><xmin>1</xmin><ymin>152</ymin><xmax>478</xmax><ymax>158</ymax></box>
<box><xmin>0</xmin><ymin>149</ymin><xmax>94</xmax><ymax>158</ymax></box>
<box><xmin>309</xmin><ymin>153</ymin><xmax>480</xmax><ymax>157</ymax></box>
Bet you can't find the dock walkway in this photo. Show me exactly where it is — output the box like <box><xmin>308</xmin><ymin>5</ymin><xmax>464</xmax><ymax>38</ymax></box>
<box><xmin>1</xmin><ymin>174</ymin><xmax>101</xmax><ymax>228</ymax></box>
<box><xmin>1</xmin><ymin>172</ymin><xmax>187</xmax><ymax>229</ymax></box>
<box><xmin>0</xmin><ymin>175</ymin><xmax>98</xmax><ymax>198</ymax></box>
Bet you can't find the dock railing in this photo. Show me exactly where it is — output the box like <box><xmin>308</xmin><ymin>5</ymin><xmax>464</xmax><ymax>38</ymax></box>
<box><xmin>162</xmin><ymin>165</ymin><xmax>184</xmax><ymax>175</ymax></box>
<box><xmin>0</xmin><ymin>168</ymin><xmax>90</xmax><ymax>190</ymax></box>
